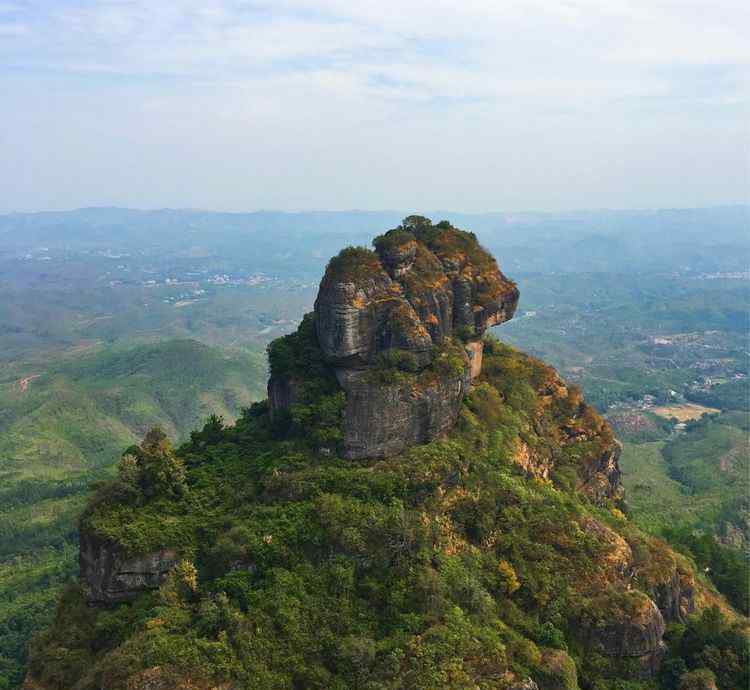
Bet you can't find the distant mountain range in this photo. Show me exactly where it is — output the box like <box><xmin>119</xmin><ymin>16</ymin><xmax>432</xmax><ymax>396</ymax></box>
<box><xmin>1</xmin><ymin>205</ymin><xmax>748</xmax><ymax>275</ymax></box>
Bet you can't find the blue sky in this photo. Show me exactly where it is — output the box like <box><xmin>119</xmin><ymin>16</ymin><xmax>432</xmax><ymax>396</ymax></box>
<box><xmin>1</xmin><ymin>0</ymin><xmax>748</xmax><ymax>212</ymax></box>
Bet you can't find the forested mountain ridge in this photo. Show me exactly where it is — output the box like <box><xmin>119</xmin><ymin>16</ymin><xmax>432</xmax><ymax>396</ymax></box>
<box><xmin>0</xmin><ymin>339</ymin><xmax>266</xmax><ymax>688</ymax></box>
<box><xmin>23</xmin><ymin>219</ymin><xmax>747</xmax><ymax>690</ymax></box>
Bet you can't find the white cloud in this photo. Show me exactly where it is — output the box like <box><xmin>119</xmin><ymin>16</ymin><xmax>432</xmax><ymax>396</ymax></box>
<box><xmin>0</xmin><ymin>0</ymin><xmax>747</xmax><ymax>212</ymax></box>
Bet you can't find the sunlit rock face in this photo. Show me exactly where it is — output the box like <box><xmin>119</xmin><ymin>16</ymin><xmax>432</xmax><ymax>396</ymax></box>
<box><xmin>314</xmin><ymin>215</ymin><xmax>519</xmax><ymax>370</ymax></box>
<box><xmin>299</xmin><ymin>216</ymin><xmax>519</xmax><ymax>459</ymax></box>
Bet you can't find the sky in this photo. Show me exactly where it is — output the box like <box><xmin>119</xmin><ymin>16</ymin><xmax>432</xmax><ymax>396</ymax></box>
<box><xmin>1</xmin><ymin>0</ymin><xmax>748</xmax><ymax>213</ymax></box>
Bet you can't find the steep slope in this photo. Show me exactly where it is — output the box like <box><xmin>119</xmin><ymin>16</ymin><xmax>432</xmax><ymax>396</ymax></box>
<box><xmin>0</xmin><ymin>340</ymin><xmax>266</xmax><ymax>688</ymax></box>
<box><xmin>24</xmin><ymin>219</ymin><xmax>747</xmax><ymax>690</ymax></box>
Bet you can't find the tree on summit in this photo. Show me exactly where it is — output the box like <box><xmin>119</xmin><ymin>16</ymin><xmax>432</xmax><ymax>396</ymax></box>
<box><xmin>118</xmin><ymin>426</ymin><xmax>186</xmax><ymax>499</ymax></box>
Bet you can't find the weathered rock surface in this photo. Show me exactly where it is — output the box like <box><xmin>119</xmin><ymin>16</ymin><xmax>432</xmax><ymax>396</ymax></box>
<box><xmin>80</xmin><ymin>532</ymin><xmax>177</xmax><ymax>604</ymax></box>
<box><xmin>314</xmin><ymin>262</ymin><xmax>434</xmax><ymax>367</ymax></box>
<box><xmin>336</xmin><ymin>363</ymin><xmax>471</xmax><ymax>459</ymax></box>
<box><xmin>653</xmin><ymin>567</ymin><xmax>695</xmax><ymax>623</ymax></box>
<box><xmin>508</xmin><ymin>360</ymin><xmax>625</xmax><ymax>505</ymax></box>
<box><xmin>641</xmin><ymin>549</ymin><xmax>697</xmax><ymax>624</ymax></box>
<box><xmin>314</xmin><ymin>217</ymin><xmax>518</xmax><ymax>368</ymax></box>
<box><xmin>582</xmin><ymin>593</ymin><xmax>666</xmax><ymax>679</ymax></box>
<box><xmin>577</xmin><ymin>439</ymin><xmax>624</xmax><ymax>504</ymax></box>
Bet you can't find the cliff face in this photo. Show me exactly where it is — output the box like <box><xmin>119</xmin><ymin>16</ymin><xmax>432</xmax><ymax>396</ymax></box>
<box><xmin>79</xmin><ymin>532</ymin><xmax>177</xmax><ymax>605</ymax></box>
<box><xmin>314</xmin><ymin>216</ymin><xmax>518</xmax><ymax>368</ymax></box>
<box><xmin>335</xmin><ymin>364</ymin><xmax>471</xmax><ymax>459</ymax></box>
<box><xmin>582</xmin><ymin>593</ymin><xmax>667</xmax><ymax>678</ymax></box>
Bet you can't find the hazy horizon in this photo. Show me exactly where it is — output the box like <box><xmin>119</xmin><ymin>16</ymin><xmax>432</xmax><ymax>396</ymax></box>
<box><xmin>3</xmin><ymin>202</ymin><xmax>749</xmax><ymax>217</ymax></box>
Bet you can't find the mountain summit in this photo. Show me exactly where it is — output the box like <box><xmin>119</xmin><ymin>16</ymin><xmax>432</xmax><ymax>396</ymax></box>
<box><xmin>25</xmin><ymin>218</ymin><xmax>745</xmax><ymax>690</ymax></box>
<box><xmin>269</xmin><ymin>215</ymin><xmax>518</xmax><ymax>459</ymax></box>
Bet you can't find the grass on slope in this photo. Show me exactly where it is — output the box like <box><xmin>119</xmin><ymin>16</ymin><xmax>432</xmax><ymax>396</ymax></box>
<box><xmin>619</xmin><ymin>412</ymin><xmax>750</xmax><ymax>615</ymax></box>
<box><xmin>619</xmin><ymin>442</ymin><xmax>713</xmax><ymax>535</ymax></box>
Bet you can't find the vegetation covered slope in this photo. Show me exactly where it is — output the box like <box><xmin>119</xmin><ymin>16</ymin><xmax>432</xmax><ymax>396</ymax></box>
<box><xmin>0</xmin><ymin>340</ymin><xmax>266</xmax><ymax>689</ymax></box>
<box><xmin>619</xmin><ymin>411</ymin><xmax>749</xmax><ymax>615</ymax></box>
<box><xmin>25</xmin><ymin>338</ymin><xmax>747</xmax><ymax>690</ymax></box>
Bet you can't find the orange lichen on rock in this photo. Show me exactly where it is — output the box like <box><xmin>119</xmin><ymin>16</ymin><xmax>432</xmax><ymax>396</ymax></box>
<box><xmin>315</xmin><ymin>216</ymin><xmax>518</xmax><ymax>368</ymax></box>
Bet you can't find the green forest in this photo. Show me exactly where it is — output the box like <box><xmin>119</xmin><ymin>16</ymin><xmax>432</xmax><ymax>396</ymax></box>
<box><xmin>0</xmin><ymin>340</ymin><xmax>266</xmax><ymax>687</ymax></box>
<box><xmin>24</xmin><ymin>338</ymin><xmax>750</xmax><ymax>690</ymax></box>
<box><xmin>0</xmin><ymin>208</ymin><xmax>748</xmax><ymax>688</ymax></box>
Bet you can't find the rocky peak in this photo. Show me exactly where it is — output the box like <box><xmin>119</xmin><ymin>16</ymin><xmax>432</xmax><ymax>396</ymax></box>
<box><xmin>314</xmin><ymin>216</ymin><xmax>519</xmax><ymax>369</ymax></box>
<box><xmin>273</xmin><ymin>216</ymin><xmax>519</xmax><ymax>459</ymax></box>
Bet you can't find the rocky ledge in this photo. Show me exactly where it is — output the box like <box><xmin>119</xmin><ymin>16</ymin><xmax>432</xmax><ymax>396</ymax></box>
<box><xmin>581</xmin><ymin>592</ymin><xmax>667</xmax><ymax>679</ymax></box>
<box><xmin>80</xmin><ymin>529</ymin><xmax>178</xmax><ymax>605</ymax></box>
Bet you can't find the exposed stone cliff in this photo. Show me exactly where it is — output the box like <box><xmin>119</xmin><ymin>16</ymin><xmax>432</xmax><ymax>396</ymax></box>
<box><xmin>581</xmin><ymin>592</ymin><xmax>667</xmax><ymax>678</ymax></box>
<box><xmin>271</xmin><ymin>215</ymin><xmax>519</xmax><ymax>459</ymax></box>
<box><xmin>314</xmin><ymin>215</ymin><xmax>518</xmax><ymax>367</ymax></box>
<box><xmin>79</xmin><ymin>532</ymin><xmax>177</xmax><ymax>605</ymax></box>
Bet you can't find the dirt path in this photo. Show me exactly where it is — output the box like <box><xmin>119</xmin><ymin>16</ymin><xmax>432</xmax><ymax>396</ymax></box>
<box><xmin>652</xmin><ymin>402</ymin><xmax>721</xmax><ymax>421</ymax></box>
<box><xmin>16</xmin><ymin>374</ymin><xmax>41</xmax><ymax>393</ymax></box>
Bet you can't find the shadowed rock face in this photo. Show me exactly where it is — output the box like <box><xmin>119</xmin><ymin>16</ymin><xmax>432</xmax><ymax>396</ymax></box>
<box><xmin>582</xmin><ymin>593</ymin><xmax>667</xmax><ymax>679</ymax></box>
<box><xmin>267</xmin><ymin>374</ymin><xmax>302</xmax><ymax>420</ymax></box>
<box><xmin>336</xmin><ymin>364</ymin><xmax>471</xmax><ymax>459</ymax></box>
<box><xmin>653</xmin><ymin>567</ymin><xmax>695</xmax><ymax>623</ymax></box>
<box><xmin>80</xmin><ymin>532</ymin><xmax>177</xmax><ymax>604</ymax></box>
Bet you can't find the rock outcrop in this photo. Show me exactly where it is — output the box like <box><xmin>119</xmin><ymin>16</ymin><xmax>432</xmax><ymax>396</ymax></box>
<box><xmin>653</xmin><ymin>567</ymin><xmax>696</xmax><ymax>623</ymax></box>
<box><xmin>577</xmin><ymin>440</ymin><xmax>624</xmax><ymax>504</ymax></box>
<box><xmin>581</xmin><ymin>592</ymin><xmax>667</xmax><ymax>679</ymax></box>
<box><xmin>314</xmin><ymin>216</ymin><xmax>518</xmax><ymax>369</ymax></box>
<box><xmin>336</xmin><ymin>363</ymin><xmax>471</xmax><ymax>459</ymax></box>
<box><xmin>638</xmin><ymin>546</ymin><xmax>697</xmax><ymax>624</ymax></box>
<box><xmin>270</xmin><ymin>216</ymin><xmax>519</xmax><ymax>459</ymax></box>
<box><xmin>506</xmin><ymin>359</ymin><xmax>625</xmax><ymax>505</ymax></box>
<box><xmin>79</xmin><ymin>532</ymin><xmax>177</xmax><ymax>604</ymax></box>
